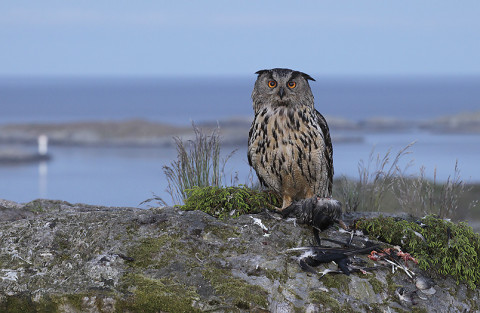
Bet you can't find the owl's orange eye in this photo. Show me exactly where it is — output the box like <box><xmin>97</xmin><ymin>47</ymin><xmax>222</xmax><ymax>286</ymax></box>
<box><xmin>287</xmin><ymin>81</ymin><xmax>296</xmax><ymax>89</ymax></box>
<box><xmin>268</xmin><ymin>80</ymin><xmax>277</xmax><ymax>88</ymax></box>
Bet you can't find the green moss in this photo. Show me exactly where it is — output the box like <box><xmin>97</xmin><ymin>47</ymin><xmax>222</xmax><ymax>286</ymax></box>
<box><xmin>320</xmin><ymin>272</ymin><xmax>351</xmax><ymax>293</ymax></box>
<box><xmin>294</xmin><ymin>306</ymin><xmax>304</xmax><ymax>313</ymax></box>
<box><xmin>385</xmin><ymin>272</ymin><xmax>402</xmax><ymax>296</ymax></box>
<box><xmin>309</xmin><ymin>290</ymin><xmax>340</xmax><ymax>310</ymax></box>
<box><xmin>50</xmin><ymin>231</ymin><xmax>75</xmax><ymax>263</ymax></box>
<box><xmin>469</xmin><ymin>297</ymin><xmax>479</xmax><ymax>311</ymax></box>
<box><xmin>128</xmin><ymin>237</ymin><xmax>165</xmax><ymax>268</ymax></box>
<box><xmin>52</xmin><ymin>232</ymin><xmax>71</xmax><ymax>251</ymax></box>
<box><xmin>117</xmin><ymin>274</ymin><xmax>200</xmax><ymax>313</ymax></box>
<box><xmin>127</xmin><ymin>234</ymin><xmax>183</xmax><ymax>269</ymax></box>
<box><xmin>24</xmin><ymin>199</ymin><xmax>71</xmax><ymax>213</ymax></box>
<box><xmin>1</xmin><ymin>278</ymin><xmax>201</xmax><ymax>313</ymax></box>
<box><xmin>181</xmin><ymin>185</ymin><xmax>281</xmax><ymax>218</ymax></box>
<box><xmin>23</xmin><ymin>199</ymin><xmax>46</xmax><ymax>212</ymax></box>
<box><xmin>203</xmin><ymin>267</ymin><xmax>268</xmax><ymax>309</ymax></box>
<box><xmin>0</xmin><ymin>293</ymin><xmax>108</xmax><ymax>313</ymax></box>
<box><xmin>61</xmin><ymin>294</ymin><xmax>111</xmax><ymax>311</ymax></box>
<box><xmin>63</xmin><ymin>294</ymin><xmax>84</xmax><ymax>311</ymax></box>
<box><xmin>203</xmin><ymin>224</ymin><xmax>240</xmax><ymax>241</ymax></box>
<box><xmin>368</xmin><ymin>277</ymin><xmax>384</xmax><ymax>294</ymax></box>
<box><xmin>309</xmin><ymin>291</ymin><xmax>355</xmax><ymax>312</ymax></box>
<box><xmin>264</xmin><ymin>268</ymin><xmax>288</xmax><ymax>283</ymax></box>
<box><xmin>125</xmin><ymin>224</ymin><xmax>139</xmax><ymax>238</ymax></box>
<box><xmin>356</xmin><ymin>215</ymin><xmax>480</xmax><ymax>289</ymax></box>
<box><xmin>0</xmin><ymin>294</ymin><xmax>56</xmax><ymax>313</ymax></box>
<box><xmin>465</xmin><ymin>288</ymin><xmax>480</xmax><ymax>311</ymax></box>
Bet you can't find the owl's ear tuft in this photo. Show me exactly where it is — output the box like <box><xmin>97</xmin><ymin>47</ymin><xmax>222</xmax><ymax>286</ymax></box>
<box><xmin>300</xmin><ymin>72</ymin><xmax>316</xmax><ymax>82</ymax></box>
<box><xmin>291</xmin><ymin>70</ymin><xmax>316</xmax><ymax>82</ymax></box>
<box><xmin>255</xmin><ymin>69</ymin><xmax>271</xmax><ymax>76</ymax></box>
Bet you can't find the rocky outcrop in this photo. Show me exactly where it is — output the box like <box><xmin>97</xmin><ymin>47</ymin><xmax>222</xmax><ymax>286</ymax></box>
<box><xmin>0</xmin><ymin>199</ymin><xmax>478</xmax><ymax>312</ymax></box>
<box><xmin>0</xmin><ymin>120</ymin><xmax>193</xmax><ymax>147</ymax></box>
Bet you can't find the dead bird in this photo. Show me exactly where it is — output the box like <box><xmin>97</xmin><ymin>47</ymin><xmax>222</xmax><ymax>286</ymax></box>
<box><xmin>281</xmin><ymin>196</ymin><xmax>385</xmax><ymax>276</ymax></box>
<box><xmin>279</xmin><ymin>196</ymin><xmax>342</xmax><ymax>229</ymax></box>
<box><xmin>288</xmin><ymin>243</ymin><xmax>380</xmax><ymax>276</ymax></box>
<box><xmin>279</xmin><ymin>196</ymin><xmax>345</xmax><ymax>245</ymax></box>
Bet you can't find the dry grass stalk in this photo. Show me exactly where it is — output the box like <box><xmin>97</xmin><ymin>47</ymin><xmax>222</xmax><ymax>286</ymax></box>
<box><xmin>336</xmin><ymin>142</ymin><xmax>475</xmax><ymax>219</ymax></box>
<box><xmin>162</xmin><ymin>123</ymin><xmax>234</xmax><ymax>205</ymax></box>
<box><xmin>395</xmin><ymin>160</ymin><xmax>473</xmax><ymax>218</ymax></box>
<box><xmin>337</xmin><ymin>142</ymin><xmax>414</xmax><ymax>212</ymax></box>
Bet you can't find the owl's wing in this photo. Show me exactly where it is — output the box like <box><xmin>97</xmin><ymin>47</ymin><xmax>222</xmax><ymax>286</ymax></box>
<box><xmin>247</xmin><ymin>119</ymin><xmax>268</xmax><ymax>187</ymax></box>
<box><xmin>315</xmin><ymin>110</ymin><xmax>334</xmax><ymax>195</ymax></box>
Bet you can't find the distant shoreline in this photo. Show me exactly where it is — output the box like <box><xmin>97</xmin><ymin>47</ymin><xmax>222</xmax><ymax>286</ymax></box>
<box><xmin>0</xmin><ymin>111</ymin><xmax>479</xmax><ymax>149</ymax></box>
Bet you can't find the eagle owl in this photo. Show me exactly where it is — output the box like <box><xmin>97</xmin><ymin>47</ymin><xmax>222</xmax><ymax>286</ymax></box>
<box><xmin>248</xmin><ymin>68</ymin><xmax>334</xmax><ymax>210</ymax></box>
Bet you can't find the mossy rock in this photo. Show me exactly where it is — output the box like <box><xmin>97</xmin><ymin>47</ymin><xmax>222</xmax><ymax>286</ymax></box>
<box><xmin>117</xmin><ymin>274</ymin><xmax>201</xmax><ymax>313</ymax></box>
<box><xmin>356</xmin><ymin>215</ymin><xmax>480</xmax><ymax>289</ymax></box>
<box><xmin>1</xmin><ymin>199</ymin><xmax>480</xmax><ymax>312</ymax></box>
<box><xmin>202</xmin><ymin>267</ymin><xmax>269</xmax><ymax>309</ymax></box>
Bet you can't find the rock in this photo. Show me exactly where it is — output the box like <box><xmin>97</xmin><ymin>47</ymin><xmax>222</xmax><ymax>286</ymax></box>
<box><xmin>0</xmin><ymin>199</ymin><xmax>479</xmax><ymax>312</ymax></box>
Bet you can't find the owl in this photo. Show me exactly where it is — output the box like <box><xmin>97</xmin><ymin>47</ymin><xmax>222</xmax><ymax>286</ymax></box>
<box><xmin>248</xmin><ymin>68</ymin><xmax>334</xmax><ymax>210</ymax></box>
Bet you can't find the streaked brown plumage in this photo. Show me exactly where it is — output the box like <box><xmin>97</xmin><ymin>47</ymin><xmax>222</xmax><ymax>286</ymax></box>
<box><xmin>248</xmin><ymin>68</ymin><xmax>333</xmax><ymax>210</ymax></box>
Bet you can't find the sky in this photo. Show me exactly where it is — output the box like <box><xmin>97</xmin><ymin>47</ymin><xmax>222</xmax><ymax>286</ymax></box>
<box><xmin>1</xmin><ymin>1</ymin><xmax>479</xmax><ymax>77</ymax></box>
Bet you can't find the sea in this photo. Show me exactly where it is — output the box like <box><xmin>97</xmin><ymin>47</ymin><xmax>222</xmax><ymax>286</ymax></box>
<box><xmin>0</xmin><ymin>76</ymin><xmax>480</xmax><ymax>210</ymax></box>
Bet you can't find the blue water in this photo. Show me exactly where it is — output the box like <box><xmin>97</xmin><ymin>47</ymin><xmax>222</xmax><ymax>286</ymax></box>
<box><xmin>1</xmin><ymin>76</ymin><xmax>479</xmax><ymax>124</ymax></box>
<box><xmin>0</xmin><ymin>76</ymin><xmax>480</xmax><ymax>208</ymax></box>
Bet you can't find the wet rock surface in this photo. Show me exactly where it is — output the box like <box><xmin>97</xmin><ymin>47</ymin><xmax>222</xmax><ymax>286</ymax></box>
<box><xmin>0</xmin><ymin>199</ymin><xmax>478</xmax><ymax>312</ymax></box>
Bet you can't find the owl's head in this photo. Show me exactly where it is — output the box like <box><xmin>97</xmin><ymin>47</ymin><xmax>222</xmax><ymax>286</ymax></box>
<box><xmin>251</xmin><ymin>68</ymin><xmax>315</xmax><ymax>113</ymax></box>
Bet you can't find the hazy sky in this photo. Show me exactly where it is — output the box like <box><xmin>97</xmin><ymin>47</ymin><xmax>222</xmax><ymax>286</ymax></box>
<box><xmin>1</xmin><ymin>1</ymin><xmax>479</xmax><ymax>77</ymax></box>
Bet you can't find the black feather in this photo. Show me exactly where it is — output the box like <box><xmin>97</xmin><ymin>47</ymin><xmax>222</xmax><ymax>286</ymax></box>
<box><xmin>280</xmin><ymin>196</ymin><xmax>342</xmax><ymax>231</ymax></box>
<box><xmin>336</xmin><ymin>258</ymin><xmax>351</xmax><ymax>275</ymax></box>
<box><xmin>299</xmin><ymin>258</ymin><xmax>318</xmax><ymax>274</ymax></box>
<box><xmin>306</xmin><ymin>253</ymin><xmax>348</xmax><ymax>266</ymax></box>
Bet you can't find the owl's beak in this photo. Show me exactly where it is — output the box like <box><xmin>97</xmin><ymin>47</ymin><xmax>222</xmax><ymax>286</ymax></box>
<box><xmin>278</xmin><ymin>87</ymin><xmax>285</xmax><ymax>100</ymax></box>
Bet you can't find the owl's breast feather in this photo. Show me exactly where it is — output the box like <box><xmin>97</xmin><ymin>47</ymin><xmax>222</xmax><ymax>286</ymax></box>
<box><xmin>249</xmin><ymin>107</ymin><xmax>325</xmax><ymax>168</ymax></box>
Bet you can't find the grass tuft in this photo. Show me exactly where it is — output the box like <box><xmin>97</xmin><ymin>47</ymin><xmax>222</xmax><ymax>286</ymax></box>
<box><xmin>335</xmin><ymin>142</ymin><xmax>414</xmax><ymax>212</ymax></box>
<box><xmin>142</xmin><ymin>123</ymin><xmax>236</xmax><ymax>206</ymax></box>
<box><xmin>163</xmin><ymin>123</ymin><xmax>235</xmax><ymax>205</ymax></box>
<box><xmin>334</xmin><ymin>143</ymin><xmax>477</xmax><ymax>219</ymax></box>
<box><xmin>394</xmin><ymin>160</ymin><xmax>476</xmax><ymax>218</ymax></box>
<box><xmin>181</xmin><ymin>185</ymin><xmax>280</xmax><ymax>218</ymax></box>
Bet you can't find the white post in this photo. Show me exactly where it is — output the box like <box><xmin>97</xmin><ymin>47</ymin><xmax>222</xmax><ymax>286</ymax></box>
<box><xmin>38</xmin><ymin>135</ymin><xmax>48</xmax><ymax>156</ymax></box>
